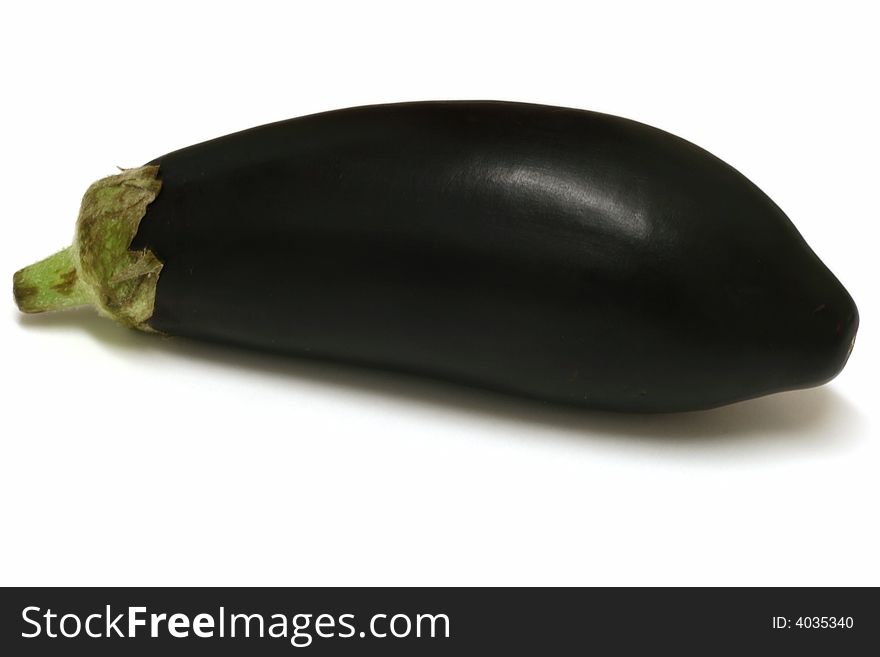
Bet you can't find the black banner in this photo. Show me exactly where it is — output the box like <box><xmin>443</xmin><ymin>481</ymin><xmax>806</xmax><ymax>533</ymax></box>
<box><xmin>1</xmin><ymin>587</ymin><xmax>874</xmax><ymax>654</ymax></box>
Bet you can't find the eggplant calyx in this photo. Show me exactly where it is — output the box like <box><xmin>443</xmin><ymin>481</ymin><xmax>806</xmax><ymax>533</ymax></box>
<box><xmin>13</xmin><ymin>165</ymin><xmax>163</xmax><ymax>331</ymax></box>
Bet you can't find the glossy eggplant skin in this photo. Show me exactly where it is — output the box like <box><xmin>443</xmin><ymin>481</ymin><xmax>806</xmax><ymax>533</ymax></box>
<box><xmin>131</xmin><ymin>101</ymin><xmax>858</xmax><ymax>411</ymax></box>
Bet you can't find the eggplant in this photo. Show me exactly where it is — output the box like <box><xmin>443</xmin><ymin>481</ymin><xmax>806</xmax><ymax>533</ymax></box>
<box><xmin>13</xmin><ymin>101</ymin><xmax>858</xmax><ymax>412</ymax></box>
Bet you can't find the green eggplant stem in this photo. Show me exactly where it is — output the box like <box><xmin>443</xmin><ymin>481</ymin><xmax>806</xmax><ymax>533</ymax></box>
<box><xmin>12</xmin><ymin>165</ymin><xmax>164</xmax><ymax>330</ymax></box>
<box><xmin>13</xmin><ymin>246</ymin><xmax>92</xmax><ymax>313</ymax></box>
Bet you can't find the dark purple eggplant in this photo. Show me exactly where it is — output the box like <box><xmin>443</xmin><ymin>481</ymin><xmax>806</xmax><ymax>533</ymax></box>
<box><xmin>13</xmin><ymin>101</ymin><xmax>858</xmax><ymax>411</ymax></box>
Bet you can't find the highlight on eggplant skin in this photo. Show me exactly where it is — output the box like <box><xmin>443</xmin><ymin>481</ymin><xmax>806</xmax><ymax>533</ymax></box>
<box><xmin>13</xmin><ymin>101</ymin><xmax>859</xmax><ymax>412</ymax></box>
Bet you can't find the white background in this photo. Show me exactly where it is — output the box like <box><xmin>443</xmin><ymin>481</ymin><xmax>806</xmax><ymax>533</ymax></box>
<box><xmin>1</xmin><ymin>1</ymin><xmax>876</xmax><ymax>586</ymax></box>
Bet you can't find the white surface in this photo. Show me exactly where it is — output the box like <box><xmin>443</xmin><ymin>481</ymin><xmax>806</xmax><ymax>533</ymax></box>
<box><xmin>1</xmin><ymin>1</ymin><xmax>876</xmax><ymax>586</ymax></box>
